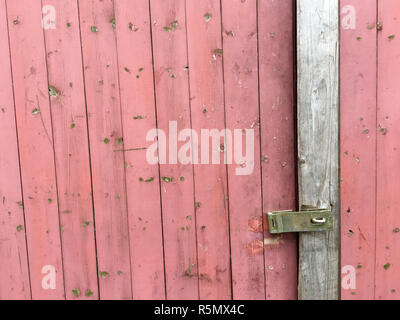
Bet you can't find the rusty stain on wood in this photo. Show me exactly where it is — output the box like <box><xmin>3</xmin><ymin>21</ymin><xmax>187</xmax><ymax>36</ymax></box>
<box><xmin>247</xmin><ymin>240</ymin><xmax>264</xmax><ymax>255</ymax></box>
<box><xmin>248</xmin><ymin>217</ymin><xmax>263</xmax><ymax>233</ymax></box>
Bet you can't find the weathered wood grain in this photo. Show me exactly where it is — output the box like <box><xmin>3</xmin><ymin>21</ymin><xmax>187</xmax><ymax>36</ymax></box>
<box><xmin>221</xmin><ymin>0</ymin><xmax>265</xmax><ymax>299</ymax></box>
<box><xmin>0</xmin><ymin>0</ymin><xmax>30</xmax><ymax>300</ymax></box>
<box><xmin>340</xmin><ymin>0</ymin><xmax>377</xmax><ymax>300</ymax></box>
<box><xmin>297</xmin><ymin>0</ymin><xmax>340</xmax><ymax>300</ymax></box>
<box><xmin>149</xmin><ymin>0</ymin><xmax>199</xmax><ymax>299</ymax></box>
<box><xmin>0</xmin><ymin>0</ymin><xmax>340</xmax><ymax>300</ymax></box>
<box><xmin>43</xmin><ymin>0</ymin><xmax>99</xmax><ymax>300</ymax></box>
<box><xmin>258</xmin><ymin>0</ymin><xmax>298</xmax><ymax>300</ymax></box>
<box><xmin>7</xmin><ymin>0</ymin><xmax>65</xmax><ymax>299</ymax></box>
<box><xmin>376</xmin><ymin>0</ymin><xmax>400</xmax><ymax>300</ymax></box>
<box><xmin>114</xmin><ymin>0</ymin><xmax>166</xmax><ymax>300</ymax></box>
<box><xmin>78</xmin><ymin>0</ymin><xmax>132</xmax><ymax>299</ymax></box>
<box><xmin>186</xmin><ymin>0</ymin><xmax>232</xmax><ymax>299</ymax></box>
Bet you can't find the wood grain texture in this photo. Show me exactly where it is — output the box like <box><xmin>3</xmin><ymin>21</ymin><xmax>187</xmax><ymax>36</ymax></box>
<box><xmin>376</xmin><ymin>0</ymin><xmax>400</xmax><ymax>300</ymax></box>
<box><xmin>186</xmin><ymin>0</ymin><xmax>231</xmax><ymax>300</ymax></box>
<box><xmin>297</xmin><ymin>0</ymin><xmax>340</xmax><ymax>300</ymax></box>
<box><xmin>340</xmin><ymin>0</ymin><xmax>377</xmax><ymax>300</ymax></box>
<box><xmin>258</xmin><ymin>0</ymin><xmax>297</xmax><ymax>300</ymax></box>
<box><xmin>0</xmin><ymin>0</ymin><xmax>30</xmax><ymax>300</ymax></box>
<box><xmin>221</xmin><ymin>0</ymin><xmax>265</xmax><ymax>300</ymax></box>
<box><xmin>114</xmin><ymin>0</ymin><xmax>166</xmax><ymax>300</ymax></box>
<box><xmin>7</xmin><ymin>0</ymin><xmax>65</xmax><ymax>299</ymax></box>
<box><xmin>78</xmin><ymin>0</ymin><xmax>132</xmax><ymax>299</ymax></box>
<box><xmin>149</xmin><ymin>0</ymin><xmax>199</xmax><ymax>300</ymax></box>
<box><xmin>43</xmin><ymin>0</ymin><xmax>99</xmax><ymax>300</ymax></box>
<box><xmin>0</xmin><ymin>0</ymin><xmax>308</xmax><ymax>300</ymax></box>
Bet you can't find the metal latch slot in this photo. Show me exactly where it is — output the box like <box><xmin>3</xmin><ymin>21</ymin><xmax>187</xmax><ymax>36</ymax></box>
<box><xmin>267</xmin><ymin>209</ymin><xmax>333</xmax><ymax>234</ymax></box>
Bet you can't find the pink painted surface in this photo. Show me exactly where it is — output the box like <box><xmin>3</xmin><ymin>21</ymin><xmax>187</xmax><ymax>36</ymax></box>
<box><xmin>258</xmin><ymin>0</ymin><xmax>297</xmax><ymax>300</ymax></box>
<box><xmin>340</xmin><ymin>0</ymin><xmax>377</xmax><ymax>300</ymax></box>
<box><xmin>114</xmin><ymin>0</ymin><xmax>165</xmax><ymax>300</ymax></box>
<box><xmin>375</xmin><ymin>0</ymin><xmax>400</xmax><ymax>300</ymax></box>
<box><xmin>186</xmin><ymin>0</ymin><xmax>232</xmax><ymax>300</ymax></box>
<box><xmin>341</xmin><ymin>0</ymin><xmax>400</xmax><ymax>300</ymax></box>
<box><xmin>43</xmin><ymin>0</ymin><xmax>99</xmax><ymax>300</ymax></box>
<box><xmin>78</xmin><ymin>0</ymin><xmax>132</xmax><ymax>299</ymax></box>
<box><xmin>149</xmin><ymin>0</ymin><xmax>199</xmax><ymax>300</ymax></box>
<box><xmin>0</xmin><ymin>0</ymin><xmax>30</xmax><ymax>300</ymax></box>
<box><xmin>7</xmin><ymin>0</ymin><xmax>65</xmax><ymax>299</ymax></box>
<box><xmin>0</xmin><ymin>0</ymin><xmax>299</xmax><ymax>300</ymax></box>
<box><xmin>221</xmin><ymin>0</ymin><xmax>265</xmax><ymax>299</ymax></box>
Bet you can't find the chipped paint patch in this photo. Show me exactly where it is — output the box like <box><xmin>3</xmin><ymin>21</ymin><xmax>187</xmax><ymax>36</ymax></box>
<box><xmin>264</xmin><ymin>235</ymin><xmax>284</xmax><ymax>249</ymax></box>
<box><xmin>247</xmin><ymin>239</ymin><xmax>264</xmax><ymax>255</ymax></box>
<box><xmin>248</xmin><ymin>216</ymin><xmax>263</xmax><ymax>233</ymax></box>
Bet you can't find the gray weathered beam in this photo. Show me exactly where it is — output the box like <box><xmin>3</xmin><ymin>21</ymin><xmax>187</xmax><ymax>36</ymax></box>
<box><xmin>297</xmin><ymin>0</ymin><xmax>340</xmax><ymax>300</ymax></box>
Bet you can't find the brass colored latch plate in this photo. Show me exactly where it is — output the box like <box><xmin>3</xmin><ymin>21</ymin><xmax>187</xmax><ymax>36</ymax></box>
<box><xmin>267</xmin><ymin>209</ymin><xmax>333</xmax><ymax>234</ymax></box>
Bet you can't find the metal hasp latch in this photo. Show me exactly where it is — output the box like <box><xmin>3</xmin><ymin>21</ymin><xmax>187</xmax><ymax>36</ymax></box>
<box><xmin>267</xmin><ymin>209</ymin><xmax>333</xmax><ymax>234</ymax></box>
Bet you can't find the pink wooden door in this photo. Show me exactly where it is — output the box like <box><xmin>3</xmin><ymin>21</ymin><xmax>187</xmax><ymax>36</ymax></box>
<box><xmin>341</xmin><ymin>0</ymin><xmax>400</xmax><ymax>299</ymax></box>
<box><xmin>0</xmin><ymin>0</ymin><xmax>297</xmax><ymax>300</ymax></box>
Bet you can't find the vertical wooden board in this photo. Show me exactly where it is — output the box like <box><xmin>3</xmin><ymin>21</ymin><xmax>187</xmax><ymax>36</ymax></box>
<box><xmin>149</xmin><ymin>0</ymin><xmax>199</xmax><ymax>299</ymax></box>
<box><xmin>7</xmin><ymin>0</ymin><xmax>65</xmax><ymax>299</ymax></box>
<box><xmin>43</xmin><ymin>0</ymin><xmax>99</xmax><ymax>300</ymax></box>
<box><xmin>114</xmin><ymin>0</ymin><xmax>165</xmax><ymax>300</ymax></box>
<box><xmin>221</xmin><ymin>0</ymin><xmax>265</xmax><ymax>300</ymax></box>
<box><xmin>340</xmin><ymin>0</ymin><xmax>377</xmax><ymax>300</ymax></box>
<box><xmin>186</xmin><ymin>0</ymin><xmax>231</xmax><ymax>300</ymax></box>
<box><xmin>258</xmin><ymin>0</ymin><xmax>297</xmax><ymax>300</ymax></box>
<box><xmin>297</xmin><ymin>0</ymin><xmax>339</xmax><ymax>300</ymax></box>
<box><xmin>78</xmin><ymin>0</ymin><xmax>132</xmax><ymax>299</ymax></box>
<box><xmin>376</xmin><ymin>0</ymin><xmax>400</xmax><ymax>300</ymax></box>
<box><xmin>0</xmin><ymin>0</ymin><xmax>30</xmax><ymax>300</ymax></box>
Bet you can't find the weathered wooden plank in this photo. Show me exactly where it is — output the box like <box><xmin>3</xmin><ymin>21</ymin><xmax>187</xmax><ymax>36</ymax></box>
<box><xmin>221</xmin><ymin>0</ymin><xmax>265</xmax><ymax>299</ymax></box>
<box><xmin>43</xmin><ymin>0</ymin><xmax>99</xmax><ymax>300</ymax></box>
<box><xmin>186</xmin><ymin>0</ymin><xmax>231</xmax><ymax>299</ymax></box>
<box><xmin>149</xmin><ymin>0</ymin><xmax>199</xmax><ymax>299</ymax></box>
<box><xmin>6</xmin><ymin>0</ymin><xmax>65</xmax><ymax>299</ymax></box>
<box><xmin>78</xmin><ymin>0</ymin><xmax>132</xmax><ymax>299</ymax></box>
<box><xmin>376</xmin><ymin>0</ymin><xmax>400</xmax><ymax>300</ymax></box>
<box><xmin>0</xmin><ymin>0</ymin><xmax>30</xmax><ymax>300</ymax></box>
<box><xmin>297</xmin><ymin>0</ymin><xmax>340</xmax><ymax>300</ymax></box>
<box><xmin>113</xmin><ymin>0</ymin><xmax>165</xmax><ymax>300</ymax></box>
<box><xmin>340</xmin><ymin>0</ymin><xmax>377</xmax><ymax>300</ymax></box>
<box><xmin>258</xmin><ymin>0</ymin><xmax>297</xmax><ymax>300</ymax></box>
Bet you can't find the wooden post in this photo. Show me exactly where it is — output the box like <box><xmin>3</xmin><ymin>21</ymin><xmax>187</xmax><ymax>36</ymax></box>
<box><xmin>297</xmin><ymin>0</ymin><xmax>340</xmax><ymax>300</ymax></box>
